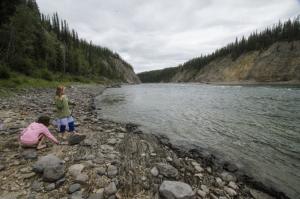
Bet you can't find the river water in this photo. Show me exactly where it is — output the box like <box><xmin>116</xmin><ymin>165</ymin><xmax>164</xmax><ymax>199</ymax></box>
<box><xmin>95</xmin><ymin>83</ymin><xmax>300</xmax><ymax>198</ymax></box>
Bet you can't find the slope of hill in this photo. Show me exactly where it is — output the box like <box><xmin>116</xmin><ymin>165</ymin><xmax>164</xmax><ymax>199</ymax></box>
<box><xmin>0</xmin><ymin>0</ymin><xmax>140</xmax><ymax>84</ymax></box>
<box><xmin>138</xmin><ymin>18</ymin><xmax>300</xmax><ymax>84</ymax></box>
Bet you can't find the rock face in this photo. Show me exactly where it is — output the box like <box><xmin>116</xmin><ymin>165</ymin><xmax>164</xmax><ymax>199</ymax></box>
<box><xmin>32</xmin><ymin>154</ymin><xmax>65</xmax><ymax>182</ymax></box>
<box><xmin>159</xmin><ymin>181</ymin><xmax>195</xmax><ymax>199</ymax></box>
<box><xmin>139</xmin><ymin>41</ymin><xmax>300</xmax><ymax>83</ymax></box>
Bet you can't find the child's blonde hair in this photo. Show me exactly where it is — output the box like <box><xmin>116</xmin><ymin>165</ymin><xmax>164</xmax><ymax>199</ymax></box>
<box><xmin>56</xmin><ymin>85</ymin><xmax>64</xmax><ymax>97</ymax></box>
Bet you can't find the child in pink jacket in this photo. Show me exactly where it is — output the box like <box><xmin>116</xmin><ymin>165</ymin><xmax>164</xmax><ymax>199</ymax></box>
<box><xmin>20</xmin><ymin>116</ymin><xmax>59</xmax><ymax>150</ymax></box>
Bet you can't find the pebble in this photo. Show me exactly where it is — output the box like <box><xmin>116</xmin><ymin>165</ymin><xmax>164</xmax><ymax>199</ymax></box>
<box><xmin>107</xmin><ymin>138</ymin><xmax>117</xmax><ymax>145</ymax></box>
<box><xmin>156</xmin><ymin>163</ymin><xmax>178</xmax><ymax>178</ymax></box>
<box><xmin>55</xmin><ymin>177</ymin><xmax>66</xmax><ymax>188</ymax></box>
<box><xmin>220</xmin><ymin>171</ymin><xmax>236</xmax><ymax>182</ymax></box>
<box><xmin>159</xmin><ymin>181</ymin><xmax>195</xmax><ymax>199</ymax></box>
<box><xmin>31</xmin><ymin>180</ymin><xmax>43</xmax><ymax>192</ymax></box>
<box><xmin>45</xmin><ymin>183</ymin><xmax>56</xmax><ymax>191</ymax></box>
<box><xmin>69</xmin><ymin>164</ymin><xmax>85</xmax><ymax>177</ymax></box>
<box><xmin>194</xmin><ymin>173</ymin><xmax>203</xmax><ymax>179</ymax></box>
<box><xmin>88</xmin><ymin>193</ymin><xmax>104</xmax><ymax>199</ymax></box>
<box><xmin>200</xmin><ymin>185</ymin><xmax>209</xmax><ymax>193</ymax></box>
<box><xmin>151</xmin><ymin>167</ymin><xmax>159</xmax><ymax>177</ymax></box>
<box><xmin>0</xmin><ymin>164</ymin><xmax>5</xmax><ymax>171</ymax></box>
<box><xmin>96</xmin><ymin>167</ymin><xmax>106</xmax><ymax>175</ymax></box>
<box><xmin>197</xmin><ymin>190</ymin><xmax>206</xmax><ymax>198</ymax></box>
<box><xmin>104</xmin><ymin>182</ymin><xmax>117</xmax><ymax>196</ymax></box>
<box><xmin>22</xmin><ymin>149</ymin><xmax>37</xmax><ymax>160</ymax></box>
<box><xmin>107</xmin><ymin>165</ymin><xmax>118</xmax><ymax>177</ymax></box>
<box><xmin>216</xmin><ymin>177</ymin><xmax>224</xmax><ymax>187</ymax></box>
<box><xmin>206</xmin><ymin>167</ymin><xmax>212</xmax><ymax>173</ymax></box>
<box><xmin>69</xmin><ymin>183</ymin><xmax>81</xmax><ymax>194</ymax></box>
<box><xmin>195</xmin><ymin>165</ymin><xmax>204</xmax><ymax>172</ymax></box>
<box><xmin>224</xmin><ymin>186</ymin><xmax>237</xmax><ymax>196</ymax></box>
<box><xmin>75</xmin><ymin>173</ymin><xmax>89</xmax><ymax>184</ymax></box>
<box><xmin>228</xmin><ymin>181</ymin><xmax>238</xmax><ymax>190</ymax></box>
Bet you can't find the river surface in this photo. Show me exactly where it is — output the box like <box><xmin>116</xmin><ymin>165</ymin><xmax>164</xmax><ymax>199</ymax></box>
<box><xmin>95</xmin><ymin>83</ymin><xmax>300</xmax><ymax>198</ymax></box>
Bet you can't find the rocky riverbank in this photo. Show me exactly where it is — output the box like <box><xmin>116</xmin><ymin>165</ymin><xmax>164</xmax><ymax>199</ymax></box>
<box><xmin>0</xmin><ymin>85</ymin><xmax>278</xmax><ymax>199</ymax></box>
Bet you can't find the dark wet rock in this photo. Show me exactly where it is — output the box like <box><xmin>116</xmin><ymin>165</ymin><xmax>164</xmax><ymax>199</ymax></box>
<box><xmin>22</xmin><ymin>149</ymin><xmax>37</xmax><ymax>160</ymax></box>
<box><xmin>250</xmin><ymin>189</ymin><xmax>276</xmax><ymax>199</ymax></box>
<box><xmin>68</xmin><ymin>183</ymin><xmax>81</xmax><ymax>194</ymax></box>
<box><xmin>31</xmin><ymin>180</ymin><xmax>43</xmax><ymax>192</ymax></box>
<box><xmin>156</xmin><ymin>163</ymin><xmax>178</xmax><ymax>178</ymax></box>
<box><xmin>104</xmin><ymin>182</ymin><xmax>117</xmax><ymax>196</ymax></box>
<box><xmin>32</xmin><ymin>154</ymin><xmax>65</xmax><ymax>182</ymax></box>
<box><xmin>68</xmin><ymin>134</ymin><xmax>86</xmax><ymax>145</ymax></box>
<box><xmin>45</xmin><ymin>183</ymin><xmax>56</xmax><ymax>191</ymax></box>
<box><xmin>223</xmin><ymin>161</ymin><xmax>238</xmax><ymax>172</ymax></box>
<box><xmin>0</xmin><ymin>164</ymin><xmax>5</xmax><ymax>171</ymax></box>
<box><xmin>159</xmin><ymin>181</ymin><xmax>195</xmax><ymax>199</ymax></box>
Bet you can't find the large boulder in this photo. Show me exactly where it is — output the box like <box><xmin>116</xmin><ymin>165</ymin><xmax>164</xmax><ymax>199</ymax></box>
<box><xmin>159</xmin><ymin>181</ymin><xmax>195</xmax><ymax>199</ymax></box>
<box><xmin>156</xmin><ymin>163</ymin><xmax>178</xmax><ymax>178</ymax></box>
<box><xmin>32</xmin><ymin>154</ymin><xmax>65</xmax><ymax>182</ymax></box>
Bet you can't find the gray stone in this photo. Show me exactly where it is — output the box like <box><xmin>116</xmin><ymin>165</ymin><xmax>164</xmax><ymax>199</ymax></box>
<box><xmin>31</xmin><ymin>180</ymin><xmax>43</xmax><ymax>192</ymax></box>
<box><xmin>156</xmin><ymin>163</ymin><xmax>178</xmax><ymax>178</ymax></box>
<box><xmin>228</xmin><ymin>181</ymin><xmax>238</xmax><ymax>190</ymax></box>
<box><xmin>104</xmin><ymin>182</ymin><xmax>117</xmax><ymax>196</ymax></box>
<box><xmin>55</xmin><ymin>177</ymin><xmax>66</xmax><ymax>188</ymax></box>
<box><xmin>70</xmin><ymin>191</ymin><xmax>83</xmax><ymax>199</ymax></box>
<box><xmin>69</xmin><ymin>164</ymin><xmax>85</xmax><ymax>177</ymax></box>
<box><xmin>197</xmin><ymin>190</ymin><xmax>206</xmax><ymax>198</ymax></box>
<box><xmin>159</xmin><ymin>181</ymin><xmax>195</xmax><ymax>199</ymax></box>
<box><xmin>88</xmin><ymin>193</ymin><xmax>104</xmax><ymax>199</ymax></box>
<box><xmin>224</xmin><ymin>186</ymin><xmax>237</xmax><ymax>196</ymax></box>
<box><xmin>32</xmin><ymin>154</ymin><xmax>65</xmax><ymax>182</ymax></box>
<box><xmin>151</xmin><ymin>167</ymin><xmax>159</xmax><ymax>177</ymax></box>
<box><xmin>220</xmin><ymin>172</ymin><xmax>236</xmax><ymax>182</ymax></box>
<box><xmin>107</xmin><ymin>138</ymin><xmax>117</xmax><ymax>145</ymax></box>
<box><xmin>107</xmin><ymin>165</ymin><xmax>118</xmax><ymax>177</ymax></box>
<box><xmin>96</xmin><ymin>167</ymin><xmax>106</xmax><ymax>175</ymax></box>
<box><xmin>75</xmin><ymin>173</ymin><xmax>89</xmax><ymax>184</ymax></box>
<box><xmin>200</xmin><ymin>185</ymin><xmax>209</xmax><ymax>193</ymax></box>
<box><xmin>69</xmin><ymin>184</ymin><xmax>81</xmax><ymax>194</ymax></box>
<box><xmin>22</xmin><ymin>149</ymin><xmax>37</xmax><ymax>160</ymax></box>
<box><xmin>45</xmin><ymin>183</ymin><xmax>55</xmax><ymax>191</ymax></box>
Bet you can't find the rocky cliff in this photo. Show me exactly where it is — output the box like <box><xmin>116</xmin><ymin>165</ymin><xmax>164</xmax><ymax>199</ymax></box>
<box><xmin>139</xmin><ymin>41</ymin><xmax>300</xmax><ymax>83</ymax></box>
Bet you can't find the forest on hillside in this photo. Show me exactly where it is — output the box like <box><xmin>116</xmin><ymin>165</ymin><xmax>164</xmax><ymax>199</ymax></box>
<box><xmin>0</xmin><ymin>0</ymin><xmax>133</xmax><ymax>82</ymax></box>
<box><xmin>138</xmin><ymin>16</ymin><xmax>300</xmax><ymax>83</ymax></box>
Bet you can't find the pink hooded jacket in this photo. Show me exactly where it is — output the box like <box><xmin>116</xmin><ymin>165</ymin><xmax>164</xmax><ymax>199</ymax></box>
<box><xmin>20</xmin><ymin>122</ymin><xmax>59</xmax><ymax>145</ymax></box>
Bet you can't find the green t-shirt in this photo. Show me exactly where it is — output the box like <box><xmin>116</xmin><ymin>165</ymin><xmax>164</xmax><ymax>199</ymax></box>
<box><xmin>55</xmin><ymin>95</ymin><xmax>71</xmax><ymax>119</ymax></box>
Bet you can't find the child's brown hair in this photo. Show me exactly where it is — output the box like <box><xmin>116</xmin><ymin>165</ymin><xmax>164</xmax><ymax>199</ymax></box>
<box><xmin>56</xmin><ymin>85</ymin><xmax>64</xmax><ymax>97</ymax></box>
<box><xmin>37</xmin><ymin>116</ymin><xmax>50</xmax><ymax>127</ymax></box>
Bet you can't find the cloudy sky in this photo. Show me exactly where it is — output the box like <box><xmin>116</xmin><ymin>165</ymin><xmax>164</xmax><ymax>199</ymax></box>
<box><xmin>36</xmin><ymin>0</ymin><xmax>300</xmax><ymax>73</ymax></box>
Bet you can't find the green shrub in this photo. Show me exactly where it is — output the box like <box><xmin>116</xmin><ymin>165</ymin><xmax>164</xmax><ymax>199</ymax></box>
<box><xmin>0</xmin><ymin>64</ymin><xmax>11</xmax><ymax>79</ymax></box>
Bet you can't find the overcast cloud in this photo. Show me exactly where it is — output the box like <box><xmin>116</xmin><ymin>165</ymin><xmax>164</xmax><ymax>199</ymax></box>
<box><xmin>36</xmin><ymin>0</ymin><xmax>300</xmax><ymax>73</ymax></box>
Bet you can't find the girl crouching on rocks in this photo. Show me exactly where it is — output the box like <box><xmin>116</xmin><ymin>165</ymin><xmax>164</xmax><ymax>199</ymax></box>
<box><xmin>54</xmin><ymin>85</ymin><xmax>76</xmax><ymax>139</ymax></box>
<box><xmin>20</xmin><ymin>116</ymin><xmax>59</xmax><ymax>150</ymax></box>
